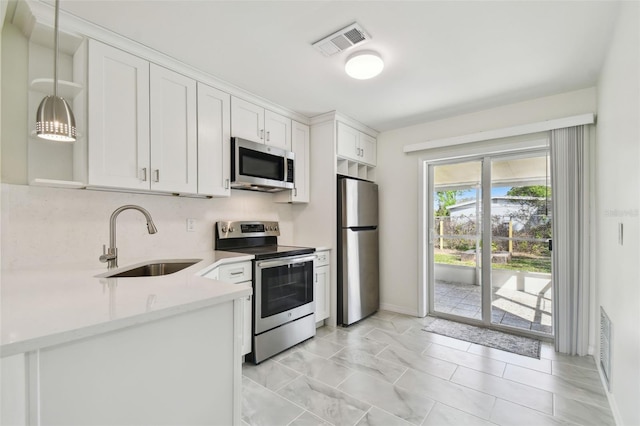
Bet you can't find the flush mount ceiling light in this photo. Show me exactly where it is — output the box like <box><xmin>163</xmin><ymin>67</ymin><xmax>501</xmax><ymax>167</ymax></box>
<box><xmin>344</xmin><ymin>51</ymin><xmax>384</xmax><ymax>80</ymax></box>
<box><xmin>35</xmin><ymin>0</ymin><xmax>77</xmax><ymax>142</ymax></box>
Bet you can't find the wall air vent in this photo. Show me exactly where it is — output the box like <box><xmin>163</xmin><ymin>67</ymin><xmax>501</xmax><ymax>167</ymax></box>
<box><xmin>600</xmin><ymin>307</ymin><xmax>612</xmax><ymax>390</ymax></box>
<box><xmin>312</xmin><ymin>23</ymin><xmax>371</xmax><ymax>57</ymax></box>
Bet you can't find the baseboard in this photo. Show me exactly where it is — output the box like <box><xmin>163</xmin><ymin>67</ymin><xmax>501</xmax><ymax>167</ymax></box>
<box><xmin>379</xmin><ymin>303</ymin><xmax>419</xmax><ymax>317</ymax></box>
<box><xmin>597</xmin><ymin>359</ymin><xmax>623</xmax><ymax>425</ymax></box>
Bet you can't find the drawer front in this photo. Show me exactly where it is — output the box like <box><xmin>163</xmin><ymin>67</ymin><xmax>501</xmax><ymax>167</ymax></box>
<box><xmin>218</xmin><ymin>261</ymin><xmax>252</xmax><ymax>283</ymax></box>
<box><xmin>315</xmin><ymin>250</ymin><xmax>330</xmax><ymax>267</ymax></box>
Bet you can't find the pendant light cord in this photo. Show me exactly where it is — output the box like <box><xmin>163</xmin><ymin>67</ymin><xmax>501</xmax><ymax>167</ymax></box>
<box><xmin>53</xmin><ymin>0</ymin><xmax>60</xmax><ymax>97</ymax></box>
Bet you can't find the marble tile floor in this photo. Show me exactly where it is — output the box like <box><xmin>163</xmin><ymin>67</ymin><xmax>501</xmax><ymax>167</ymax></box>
<box><xmin>241</xmin><ymin>311</ymin><xmax>614</xmax><ymax>426</ymax></box>
<box><xmin>434</xmin><ymin>280</ymin><xmax>553</xmax><ymax>334</ymax></box>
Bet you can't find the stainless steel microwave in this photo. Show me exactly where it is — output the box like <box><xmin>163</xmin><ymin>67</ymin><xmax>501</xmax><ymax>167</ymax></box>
<box><xmin>231</xmin><ymin>137</ymin><xmax>295</xmax><ymax>192</ymax></box>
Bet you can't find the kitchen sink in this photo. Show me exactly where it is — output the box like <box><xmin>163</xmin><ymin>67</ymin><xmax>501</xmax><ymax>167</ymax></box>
<box><xmin>99</xmin><ymin>259</ymin><xmax>202</xmax><ymax>278</ymax></box>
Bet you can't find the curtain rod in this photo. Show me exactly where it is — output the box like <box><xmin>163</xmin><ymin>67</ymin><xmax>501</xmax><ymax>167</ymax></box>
<box><xmin>403</xmin><ymin>113</ymin><xmax>595</xmax><ymax>154</ymax></box>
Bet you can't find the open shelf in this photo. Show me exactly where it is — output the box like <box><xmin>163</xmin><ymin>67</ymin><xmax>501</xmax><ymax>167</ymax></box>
<box><xmin>30</xmin><ymin>178</ymin><xmax>86</xmax><ymax>189</ymax></box>
<box><xmin>336</xmin><ymin>157</ymin><xmax>376</xmax><ymax>182</ymax></box>
<box><xmin>31</xmin><ymin>78</ymin><xmax>83</xmax><ymax>99</ymax></box>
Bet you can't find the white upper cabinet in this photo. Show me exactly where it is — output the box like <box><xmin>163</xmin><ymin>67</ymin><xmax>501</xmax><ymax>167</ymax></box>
<box><xmin>88</xmin><ymin>40</ymin><xmax>209</xmax><ymax>196</ymax></box>
<box><xmin>264</xmin><ymin>110</ymin><xmax>292</xmax><ymax>150</ymax></box>
<box><xmin>275</xmin><ymin>120</ymin><xmax>310</xmax><ymax>204</ymax></box>
<box><xmin>197</xmin><ymin>83</ymin><xmax>231</xmax><ymax>197</ymax></box>
<box><xmin>231</xmin><ymin>96</ymin><xmax>291</xmax><ymax>150</ymax></box>
<box><xmin>336</xmin><ymin>122</ymin><xmax>360</xmax><ymax>160</ymax></box>
<box><xmin>88</xmin><ymin>40</ymin><xmax>151</xmax><ymax>190</ymax></box>
<box><xmin>359</xmin><ymin>132</ymin><xmax>377</xmax><ymax>166</ymax></box>
<box><xmin>149</xmin><ymin>64</ymin><xmax>198</xmax><ymax>194</ymax></box>
<box><xmin>336</xmin><ymin>122</ymin><xmax>376</xmax><ymax>167</ymax></box>
<box><xmin>230</xmin><ymin>97</ymin><xmax>264</xmax><ymax>143</ymax></box>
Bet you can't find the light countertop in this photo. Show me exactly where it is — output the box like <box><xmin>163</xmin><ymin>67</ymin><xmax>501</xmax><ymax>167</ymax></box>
<box><xmin>1</xmin><ymin>251</ymin><xmax>253</xmax><ymax>357</ymax></box>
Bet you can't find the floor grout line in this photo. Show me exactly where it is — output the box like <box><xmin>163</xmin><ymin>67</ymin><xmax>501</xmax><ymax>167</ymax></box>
<box><xmin>242</xmin><ymin>311</ymin><xmax>612</xmax><ymax>426</ymax></box>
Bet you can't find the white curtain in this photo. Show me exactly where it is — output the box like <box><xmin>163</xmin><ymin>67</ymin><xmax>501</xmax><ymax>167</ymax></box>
<box><xmin>551</xmin><ymin>125</ymin><xmax>590</xmax><ymax>355</ymax></box>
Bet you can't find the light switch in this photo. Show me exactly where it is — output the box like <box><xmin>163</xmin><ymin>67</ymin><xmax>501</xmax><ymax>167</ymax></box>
<box><xmin>187</xmin><ymin>218</ymin><xmax>196</xmax><ymax>232</ymax></box>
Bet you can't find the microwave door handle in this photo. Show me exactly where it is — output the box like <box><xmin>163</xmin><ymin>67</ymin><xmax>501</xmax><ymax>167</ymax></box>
<box><xmin>257</xmin><ymin>255</ymin><xmax>316</xmax><ymax>269</ymax></box>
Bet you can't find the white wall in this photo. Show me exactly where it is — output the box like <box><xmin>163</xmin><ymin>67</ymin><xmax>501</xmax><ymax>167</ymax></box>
<box><xmin>595</xmin><ymin>2</ymin><xmax>640</xmax><ymax>425</ymax></box>
<box><xmin>1</xmin><ymin>183</ymin><xmax>294</xmax><ymax>270</ymax></box>
<box><xmin>376</xmin><ymin>87</ymin><xmax>597</xmax><ymax>316</ymax></box>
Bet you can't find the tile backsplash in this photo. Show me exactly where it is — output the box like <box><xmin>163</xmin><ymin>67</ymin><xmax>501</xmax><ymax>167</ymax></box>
<box><xmin>1</xmin><ymin>184</ymin><xmax>293</xmax><ymax>270</ymax></box>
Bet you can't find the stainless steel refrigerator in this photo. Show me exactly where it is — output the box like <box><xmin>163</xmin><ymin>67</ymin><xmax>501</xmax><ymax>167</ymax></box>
<box><xmin>337</xmin><ymin>177</ymin><xmax>379</xmax><ymax>326</ymax></box>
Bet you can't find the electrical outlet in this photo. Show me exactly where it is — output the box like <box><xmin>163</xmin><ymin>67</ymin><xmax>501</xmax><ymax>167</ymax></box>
<box><xmin>618</xmin><ymin>222</ymin><xmax>624</xmax><ymax>246</ymax></box>
<box><xmin>186</xmin><ymin>218</ymin><xmax>196</xmax><ymax>232</ymax></box>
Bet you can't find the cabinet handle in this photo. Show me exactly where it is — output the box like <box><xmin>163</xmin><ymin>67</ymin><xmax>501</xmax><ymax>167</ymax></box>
<box><xmin>140</xmin><ymin>168</ymin><xmax>147</xmax><ymax>182</ymax></box>
<box><xmin>315</xmin><ymin>273</ymin><xmax>318</xmax><ymax>283</ymax></box>
<box><xmin>260</xmin><ymin>129</ymin><xmax>264</xmax><ymax>140</ymax></box>
<box><xmin>266</xmin><ymin>131</ymin><xmax>270</xmax><ymax>142</ymax></box>
<box><xmin>224</xmin><ymin>178</ymin><xmax>230</xmax><ymax>189</ymax></box>
<box><xmin>294</xmin><ymin>187</ymin><xmax>298</xmax><ymax>197</ymax></box>
<box><xmin>229</xmin><ymin>270</ymin><xmax>244</xmax><ymax>276</ymax></box>
<box><xmin>154</xmin><ymin>169</ymin><xmax>160</xmax><ymax>182</ymax></box>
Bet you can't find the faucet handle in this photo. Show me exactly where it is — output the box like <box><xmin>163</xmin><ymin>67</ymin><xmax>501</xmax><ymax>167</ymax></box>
<box><xmin>99</xmin><ymin>245</ymin><xmax>117</xmax><ymax>263</ymax></box>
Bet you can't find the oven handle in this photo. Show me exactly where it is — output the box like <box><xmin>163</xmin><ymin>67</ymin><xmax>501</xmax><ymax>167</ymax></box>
<box><xmin>257</xmin><ymin>255</ymin><xmax>316</xmax><ymax>269</ymax></box>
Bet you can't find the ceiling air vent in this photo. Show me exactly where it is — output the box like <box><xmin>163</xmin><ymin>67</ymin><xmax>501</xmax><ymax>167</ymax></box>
<box><xmin>312</xmin><ymin>23</ymin><xmax>371</xmax><ymax>57</ymax></box>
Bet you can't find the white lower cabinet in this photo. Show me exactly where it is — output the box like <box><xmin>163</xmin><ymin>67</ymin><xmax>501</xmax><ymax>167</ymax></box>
<box><xmin>2</xmin><ymin>303</ymin><xmax>242</xmax><ymax>425</ymax></box>
<box><xmin>314</xmin><ymin>250</ymin><xmax>331</xmax><ymax>322</ymax></box>
<box><xmin>1</xmin><ymin>354</ymin><xmax>26</xmax><ymax>425</ymax></box>
<box><xmin>203</xmin><ymin>261</ymin><xmax>252</xmax><ymax>356</ymax></box>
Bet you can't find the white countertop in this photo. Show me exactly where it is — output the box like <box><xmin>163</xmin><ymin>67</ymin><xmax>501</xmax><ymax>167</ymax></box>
<box><xmin>0</xmin><ymin>251</ymin><xmax>253</xmax><ymax>357</ymax></box>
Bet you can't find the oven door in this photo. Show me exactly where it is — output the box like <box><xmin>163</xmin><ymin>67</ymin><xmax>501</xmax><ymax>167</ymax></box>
<box><xmin>254</xmin><ymin>254</ymin><xmax>315</xmax><ymax>334</ymax></box>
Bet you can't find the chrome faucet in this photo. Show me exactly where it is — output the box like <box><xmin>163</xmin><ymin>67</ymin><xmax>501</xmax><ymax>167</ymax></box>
<box><xmin>99</xmin><ymin>205</ymin><xmax>158</xmax><ymax>269</ymax></box>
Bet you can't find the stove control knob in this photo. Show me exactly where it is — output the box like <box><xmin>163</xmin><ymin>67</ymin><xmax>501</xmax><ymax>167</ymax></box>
<box><xmin>229</xmin><ymin>227</ymin><xmax>235</xmax><ymax>232</ymax></box>
<box><xmin>274</xmin><ymin>225</ymin><xmax>279</xmax><ymax>231</ymax></box>
<box><xmin>221</xmin><ymin>226</ymin><xmax>228</xmax><ymax>233</ymax></box>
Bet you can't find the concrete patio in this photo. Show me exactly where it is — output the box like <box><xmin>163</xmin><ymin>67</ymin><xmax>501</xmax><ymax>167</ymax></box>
<box><xmin>434</xmin><ymin>277</ymin><xmax>553</xmax><ymax>335</ymax></box>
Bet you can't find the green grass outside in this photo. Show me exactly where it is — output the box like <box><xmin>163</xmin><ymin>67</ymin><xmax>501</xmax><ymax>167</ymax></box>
<box><xmin>435</xmin><ymin>253</ymin><xmax>551</xmax><ymax>273</ymax></box>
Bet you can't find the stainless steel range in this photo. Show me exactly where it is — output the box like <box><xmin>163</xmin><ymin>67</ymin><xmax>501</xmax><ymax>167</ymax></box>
<box><xmin>215</xmin><ymin>221</ymin><xmax>316</xmax><ymax>364</ymax></box>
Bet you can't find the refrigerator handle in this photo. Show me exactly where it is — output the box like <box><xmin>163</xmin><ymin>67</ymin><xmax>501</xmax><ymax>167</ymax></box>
<box><xmin>348</xmin><ymin>226</ymin><xmax>378</xmax><ymax>231</ymax></box>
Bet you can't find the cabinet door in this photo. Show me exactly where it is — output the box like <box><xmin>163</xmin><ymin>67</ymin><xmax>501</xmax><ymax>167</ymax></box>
<box><xmin>264</xmin><ymin>110</ymin><xmax>291</xmax><ymax>150</ymax></box>
<box><xmin>1</xmin><ymin>354</ymin><xmax>26</xmax><ymax>425</ymax></box>
<box><xmin>275</xmin><ymin>120</ymin><xmax>309</xmax><ymax>204</ymax></box>
<box><xmin>291</xmin><ymin>121</ymin><xmax>310</xmax><ymax>202</ymax></box>
<box><xmin>88</xmin><ymin>40</ymin><xmax>150</xmax><ymax>190</ymax></box>
<box><xmin>240</xmin><ymin>291</ymin><xmax>252</xmax><ymax>356</ymax></box>
<box><xmin>150</xmin><ymin>64</ymin><xmax>198</xmax><ymax>194</ymax></box>
<box><xmin>336</xmin><ymin>122</ymin><xmax>359</xmax><ymax>161</ymax></box>
<box><xmin>197</xmin><ymin>83</ymin><xmax>231</xmax><ymax>197</ymax></box>
<box><xmin>315</xmin><ymin>264</ymin><xmax>330</xmax><ymax>321</ymax></box>
<box><xmin>359</xmin><ymin>132</ymin><xmax>377</xmax><ymax>166</ymax></box>
<box><xmin>231</xmin><ymin>97</ymin><xmax>264</xmax><ymax>143</ymax></box>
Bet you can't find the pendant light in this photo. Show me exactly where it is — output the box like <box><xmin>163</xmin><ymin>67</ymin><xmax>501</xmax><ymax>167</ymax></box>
<box><xmin>35</xmin><ymin>0</ymin><xmax>76</xmax><ymax>142</ymax></box>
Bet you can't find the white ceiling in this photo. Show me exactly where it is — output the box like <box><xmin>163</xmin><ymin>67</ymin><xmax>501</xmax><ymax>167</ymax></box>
<box><xmin>57</xmin><ymin>0</ymin><xmax>620</xmax><ymax>132</ymax></box>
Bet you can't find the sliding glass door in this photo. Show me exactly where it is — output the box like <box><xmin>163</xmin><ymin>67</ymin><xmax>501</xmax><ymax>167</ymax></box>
<box><xmin>490</xmin><ymin>155</ymin><xmax>553</xmax><ymax>334</ymax></box>
<box><xmin>430</xmin><ymin>160</ymin><xmax>484</xmax><ymax>321</ymax></box>
<box><xmin>427</xmin><ymin>150</ymin><xmax>553</xmax><ymax>338</ymax></box>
